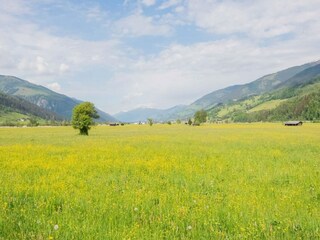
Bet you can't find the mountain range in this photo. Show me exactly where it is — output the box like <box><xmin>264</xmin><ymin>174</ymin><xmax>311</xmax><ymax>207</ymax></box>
<box><xmin>1</xmin><ymin>60</ymin><xmax>319</xmax><ymax>124</ymax></box>
<box><xmin>115</xmin><ymin>60</ymin><xmax>320</xmax><ymax>122</ymax></box>
<box><xmin>0</xmin><ymin>75</ymin><xmax>116</xmax><ymax>122</ymax></box>
<box><xmin>0</xmin><ymin>91</ymin><xmax>62</xmax><ymax>125</ymax></box>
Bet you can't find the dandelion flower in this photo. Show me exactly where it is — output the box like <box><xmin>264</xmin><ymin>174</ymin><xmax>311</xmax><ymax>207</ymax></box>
<box><xmin>134</xmin><ymin>207</ymin><xmax>138</xmax><ymax>212</ymax></box>
<box><xmin>54</xmin><ymin>224</ymin><xmax>59</xmax><ymax>230</ymax></box>
<box><xmin>187</xmin><ymin>225</ymin><xmax>192</xmax><ymax>230</ymax></box>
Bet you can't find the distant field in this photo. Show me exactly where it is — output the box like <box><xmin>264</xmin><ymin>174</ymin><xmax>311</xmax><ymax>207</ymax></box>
<box><xmin>217</xmin><ymin>103</ymin><xmax>245</xmax><ymax>117</ymax></box>
<box><xmin>248</xmin><ymin>99</ymin><xmax>288</xmax><ymax>113</ymax></box>
<box><xmin>216</xmin><ymin>96</ymin><xmax>260</xmax><ymax>117</ymax></box>
<box><xmin>0</xmin><ymin>112</ymin><xmax>46</xmax><ymax>126</ymax></box>
<box><xmin>0</xmin><ymin>124</ymin><xmax>319</xmax><ymax>239</ymax></box>
<box><xmin>0</xmin><ymin>111</ymin><xmax>27</xmax><ymax>123</ymax></box>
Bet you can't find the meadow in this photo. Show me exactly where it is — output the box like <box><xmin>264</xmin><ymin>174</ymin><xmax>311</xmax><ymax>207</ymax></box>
<box><xmin>0</xmin><ymin>123</ymin><xmax>319</xmax><ymax>239</ymax></box>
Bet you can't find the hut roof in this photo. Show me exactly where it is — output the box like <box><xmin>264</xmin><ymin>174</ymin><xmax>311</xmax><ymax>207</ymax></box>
<box><xmin>285</xmin><ymin>121</ymin><xmax>302</xmax><ymax>124</ymax></box>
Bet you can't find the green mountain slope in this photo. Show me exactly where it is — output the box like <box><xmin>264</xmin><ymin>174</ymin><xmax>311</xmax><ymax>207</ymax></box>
<box><xmin>0</xmin><ymin>110</ymin><xmax>30</xmax><ymax>125</ymax></box>
<box><xmin>115</xmin><ymin>60</ymin><xmax>320</xmax><ymax>122</ymax></box>
<box><xmin>0</xmin><ymin>75</ymin><xmax>117</xmax><ymax>122</ymax></box>
<box><xmin>188</xmin><ymin>61</ymin><xmax>320</xmax><ymax>110</ymax></box>
<box><xmin>277</xmin><ymin>64</ymin><xmax>320</xmax><ymax>89</ymax></box>
<box><xmin>175</xmin><ymin>60</ymin><xmax>320</xmax><ymax>120</ymax></box>
<box><xmin>208</xmin><ymin>77</ymin><xmax>320</xmax><ymax>122</ymax></box>
<box><xmin>0</xmin><ymin>91</ymin><xmax>62</xmax><ymax>125</ymax></box>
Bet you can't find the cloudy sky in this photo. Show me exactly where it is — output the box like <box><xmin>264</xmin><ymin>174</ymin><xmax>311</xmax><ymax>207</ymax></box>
<box><xmin>0</xmin><ymin>0</ymin><xmax>320</xmax><ymax>114</ymax></box>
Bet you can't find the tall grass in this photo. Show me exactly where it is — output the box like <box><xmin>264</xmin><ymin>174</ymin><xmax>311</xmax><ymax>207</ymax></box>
<box><xmin>0</xmin><ymin>124</ymin><xmax>319</xmax><ymax>239</ymax></box>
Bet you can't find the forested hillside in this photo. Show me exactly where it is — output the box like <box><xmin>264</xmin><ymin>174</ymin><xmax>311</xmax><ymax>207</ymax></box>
<box><xmin>0</xmin><ymin>75</ymin><xmax>117</xmax><ymax>122</ymax></box>
<box><xmin>208</xmin><ymin>78</ymin><xmax>320</xmax><ymax>122</ymax></box>
<box><xmin>115</xmin><ymin>60</ymin><xmax>320</xmax><ymax>122</ymax></box>
<box><xmin>0</xmin><ymin>91</ymin><xmax>63</xmax><ymax>125</ymax></box>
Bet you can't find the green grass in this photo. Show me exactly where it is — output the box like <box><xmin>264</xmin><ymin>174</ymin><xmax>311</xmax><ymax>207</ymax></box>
<box><xmin>0</xmin><ymin>124</ymin><xmax>319</xmax><ymax>239</ymax></box>
<box><xmin>217</xmin><ymin>105</ymin><xmax>241</xmax><ymax>117</ymax></box>
<box><xmin>216</xmin><ymin>97</ymin><xmax>260</xmax><ymax>117</ymax></box>
<box><xmin>0</xmin><ymin>110</ymin><xmax>46</xmax><ymax>126</ymax></box>
<box><xmin>15</xmin><ymin>87</ymin><xmax>49</xmax><ymax>96</ymax></box>
<box><xmin>0</xmin><ymin>111</ymin><xmax>28</xmax><ymax>123</ymax></box>
<box><xmin>248</xmin><ymin>99</ymin><xmax>288</xmax><ymax>113</ymax></box>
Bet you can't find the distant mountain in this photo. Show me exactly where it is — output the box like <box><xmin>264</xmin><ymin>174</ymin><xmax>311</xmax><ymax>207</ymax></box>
<box><xmin>0</xmin><ymin>91</ymin><xmax>61</xmax><ymax>120</ymax></box>
<box><xmin>115</xmin><ymin>108</ymin><xmax>162</xmax><ymax>122</ymax></box>
<box><xmin>277</xmin><ymin>63</ymin><xmax>320</xmax><ymax>88</ymax></box>
<box><xmin>115</xmin><ymin>60</ymin><xmax>320</xmax><ymax>122</ymax></box>
<box><xmin>211</xmin><ymin>77</ymin><xmax>320</xmax><ymax>122</ymax></box>
<box><xmin>0</xmin><ymin>75</ymin><xmax>117</xmax><ymax>122</ymax></box>
<box><xmin>4</xmin><ymin>60</ymin><xmax>318</xmax><ymax>124</ymax></box>
<box><xmin>114</xmin><ymin>105</ymin><xmax>187</xmax><ymax>122</ymax></box>
<box><xmin>187</xmin><ymin>60</ymin><xmax>320</xmax><ymax>111</ymax></box>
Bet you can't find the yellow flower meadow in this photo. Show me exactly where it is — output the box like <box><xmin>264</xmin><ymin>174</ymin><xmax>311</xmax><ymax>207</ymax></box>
<box><xmin>0</xmin><ymin>123</ymin><xmax>319</xmax><ymax>239</ymax></box>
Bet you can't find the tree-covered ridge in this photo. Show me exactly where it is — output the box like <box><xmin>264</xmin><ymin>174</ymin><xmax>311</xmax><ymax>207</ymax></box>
<box><xmin>231</xmin><ymin>91</ymin><xmax>320</xmax><ymax>122</ymax></box>
<box><xmin>0</xmin><ymin>75</ymin><xmax>117</xmax><ymax>122</ymax></box>
<box><xmin>114</xmin><ymin>60</ymin><xmax>320</xmax><ymax>122</ymax></box>
<box><xmin>0</xmin><ymin>91</ymin><xmax>61</xmax><ymax>121</ymax></box>
<box><xmin>208</xmin><ymin>78</ymin><xmax>320</xmax><ymax>122</ymax></box>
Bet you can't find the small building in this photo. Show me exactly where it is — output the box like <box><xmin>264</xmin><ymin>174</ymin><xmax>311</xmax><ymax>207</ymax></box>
<box><xmin>284</xmin><ymin>121</ymin><xmax>303</xmax><ymax>126</ymax></box>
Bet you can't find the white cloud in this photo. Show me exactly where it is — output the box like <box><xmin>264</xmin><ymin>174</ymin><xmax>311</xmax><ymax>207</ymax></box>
<box><xmin>159</xmin><ymin>0</ymin><xmax>182</xmax><ymax>10</ymax></box>
<box><xmin>0</xmin><ymin>0</ymin><xmax>320</xmax><ymax>115</ymax></box>
<box><xmin>17</xmin><ymin>56</ymin><xmax>50</xmax><ymax>75</ymax></box>
<box><xmin>0</xmin><ymin>9</ymin><xmax>126</xmax><ymax>80</ymax></box>
<box><xmin>113</xmin><ymin>13</ymin><xmax>172</xmax><ymax>37</ymax></box>
<box><xmin>0</xmin><ymin>26</ymin><xmax>123</xmax><ymax>78</ymax></box>
<box><xmin>185</xmin><ymin>0</ymin><xmax>320</xmax><ymax>39</ymax></box>
<box><xmin>141</xmin><ymin>0</ymin><xmax>156</xmax><ymax>7</ymax></box>
<box><xmin>47</xmin><ymin>82</ymin><xmax>61</xmax><ymax>92</ymax></box>
<box><xmin>35</xmin><ymin>56</ymin><xmax>49</xmax><ymax>74</ymax></box>
<box><xmin>174</xmin><ymin>6</ymin><xmax>184</xmax><ymax>13</ymax></box>
<box><xmin>123</xmin><ymin>91</ymin><xmax>143</xmax><ymax>101</ymax></box>
<box><xmin>0</xmin><ymin>0</ymin><xmax>32</xmax><ymax>15</ymax></box>
<box><xmin>59</xmin><ymin>63</ymin><xmax>70</xmax><ymax>73</ymax></box>
<box><xmin>86</xmin><ymin>6</ymin><xmax>107</xmax><ymax>22</ymax></box>
<box><xmin>108</xmin><ymin>34</ymin><xmax>320</xmax><ymax>113</ymax></box>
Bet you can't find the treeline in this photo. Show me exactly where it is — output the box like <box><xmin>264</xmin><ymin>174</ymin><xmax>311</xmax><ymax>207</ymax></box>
<box><xmin>0</xmin><ymin>117</ymin><xmax>71</xmax><ymax>127</ymax></box>
<box><xmin>0</xmin><ymin>91</ymin><xmax>62</xmax><ymax>121</ymax></box>
<box><xmin>232</xmin><ymin>90</ymin><xmax>320</xmax><ymax>122</ymax></box>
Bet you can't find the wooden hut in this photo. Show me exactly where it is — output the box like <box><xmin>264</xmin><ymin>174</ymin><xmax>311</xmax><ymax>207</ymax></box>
<box><xmin>284</xmin><ymin>121</ymin><xmax>303</xmax><ymax>126</ymax></box>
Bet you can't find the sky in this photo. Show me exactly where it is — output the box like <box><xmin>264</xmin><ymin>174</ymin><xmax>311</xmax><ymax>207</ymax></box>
<box><xmin>0</xmin><ymin>0</ymin><xmax>320</xmax><ymax>114</ymax></box>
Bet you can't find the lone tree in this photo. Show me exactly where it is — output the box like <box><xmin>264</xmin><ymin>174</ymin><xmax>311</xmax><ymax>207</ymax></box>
<box><xmin>147</xmin><ymin>118</ymin><xmax>153</xmax><ymax>126</ymax></box>
<box><xmin>194</xmin><ymin>109</ymin><xmax>207</xmax><ymax>125</ymax></box>
<box><xmin>72</xmin><ymin>102</ymin><xmax>99</xmax><ymax>135</ymax></box>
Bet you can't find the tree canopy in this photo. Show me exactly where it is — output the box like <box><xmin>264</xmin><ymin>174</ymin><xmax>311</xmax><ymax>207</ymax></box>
<box><xmin>147</xmin><ymin>118</ymin><xmax>153</xmax><ymax>126</ymax></box>
<box><xmin>72</xmin><ymin>102</ymin><xmax>99</xmax><ymax>135</ymax></box>
<box><xmin>194</xmin><ymin>109</ymin><xmax>207</xmax><ymax>125</ymax></box>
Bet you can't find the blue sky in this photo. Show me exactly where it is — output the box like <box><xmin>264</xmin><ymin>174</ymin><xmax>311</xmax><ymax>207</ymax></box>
<box><xmin>0</xmin><ymin>0</ymin><xmax>320</xmax><ymax>114</ymax></box>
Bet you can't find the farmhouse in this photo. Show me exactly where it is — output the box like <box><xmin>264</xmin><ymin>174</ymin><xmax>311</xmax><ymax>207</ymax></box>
<box><xmin>284</xmin><ymin>121</ymin><xmax>303</xmax><ymax>126</ymax></box>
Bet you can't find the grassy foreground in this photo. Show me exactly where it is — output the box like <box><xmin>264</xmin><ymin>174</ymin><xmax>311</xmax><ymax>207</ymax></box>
<box><xmin>0</xmin><ymin>124</ymin><xmax>319</xmax><ymax>239</ymax></box>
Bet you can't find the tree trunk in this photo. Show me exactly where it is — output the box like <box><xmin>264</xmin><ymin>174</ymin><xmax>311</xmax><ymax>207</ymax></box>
<box><xmin>80</xmin><ymin>127</ymin><xmax>88</xmax><ymax>135</ymax></box>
